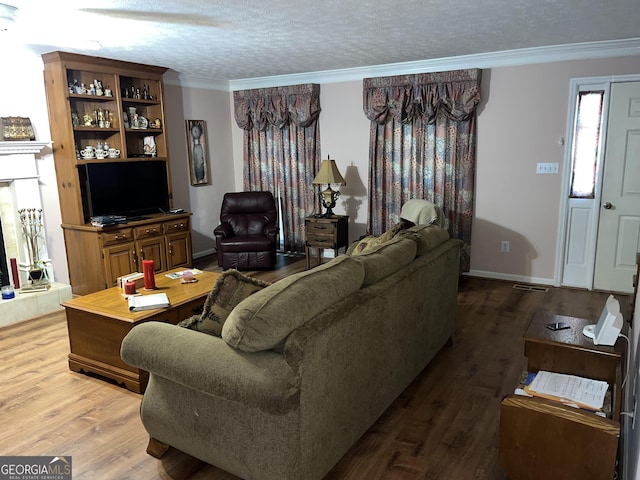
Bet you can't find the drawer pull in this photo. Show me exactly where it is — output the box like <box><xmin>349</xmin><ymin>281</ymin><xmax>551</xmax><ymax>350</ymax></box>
<box><xmin>145</xmin><ymin>228</ymin><xmax>158</xmax><ymax>234</ymax></box>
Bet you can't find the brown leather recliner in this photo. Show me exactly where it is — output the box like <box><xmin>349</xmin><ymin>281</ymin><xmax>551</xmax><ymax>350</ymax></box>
<box><xmin>213</xmin><ymin>191</ymin><xmax>278</xmax><ymax>270</ymax></box>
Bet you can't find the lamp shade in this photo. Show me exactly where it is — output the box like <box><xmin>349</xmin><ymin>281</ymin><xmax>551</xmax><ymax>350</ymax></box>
<box><xmin>312</xmin><ymin>159</ymin><xmax>346</xmax><ymax>186</ymax></box>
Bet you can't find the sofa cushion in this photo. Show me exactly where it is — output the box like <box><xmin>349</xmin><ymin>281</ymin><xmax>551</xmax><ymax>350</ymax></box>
<box><xmin>178</xmin><ymin>269</ymin><xmax>270</xmax><ymax>337</ymax></box>
<box><xmin>398</xmin><ymin>224</ymin><xmax>450</xmax><ymax>256</ymax></box>
<box><xmin>222</xmin><ymin>255</ymin><xmax>365</xmax><ymax>352</ymax></box>
<box><xmin>349</xmin><ymin>236</ymin><xmax>417</xmax><ymax>287</ymax></box>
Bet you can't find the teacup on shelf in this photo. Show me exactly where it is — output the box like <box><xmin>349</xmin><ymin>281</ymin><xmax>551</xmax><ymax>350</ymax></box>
<box><xmin>95</xmin><ymin>150</ymin><xmax>107</xmax><ymax>159</ymax></box>
<box><xmin>80</xmin><ymin>147</ymin><xmax>95</xmax><ymax>159</ymax></box>
<box><xmin>108</xmin><ymin>148</ymin><xmax>120</xmax><ymax>158</ymax></box>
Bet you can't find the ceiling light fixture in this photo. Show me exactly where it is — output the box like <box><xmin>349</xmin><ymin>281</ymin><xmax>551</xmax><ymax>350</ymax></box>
<box><xmin>0</xmin><ymin>3</ymin><xmax>17</xmax><ymax>32</ymax></box>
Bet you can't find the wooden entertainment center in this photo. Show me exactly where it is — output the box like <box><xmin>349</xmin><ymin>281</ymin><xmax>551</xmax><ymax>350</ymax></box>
<box><xmin>42</xmin><ymin>51</ymin><xmax>192</xmax><ymax>295</ymax></box>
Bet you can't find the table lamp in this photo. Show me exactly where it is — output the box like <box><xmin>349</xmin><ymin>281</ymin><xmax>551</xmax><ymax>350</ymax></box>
<box><xmin>312</xmin><ymin>157</ymin><xmax>346</xmax><ymax>217</ymax></box>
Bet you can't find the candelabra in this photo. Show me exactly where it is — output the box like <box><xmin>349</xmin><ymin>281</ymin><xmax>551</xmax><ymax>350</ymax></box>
<box><xmin>18</xmin><ymin>208</ymin><xmax>50</xmax><ymax>290</ymax></box>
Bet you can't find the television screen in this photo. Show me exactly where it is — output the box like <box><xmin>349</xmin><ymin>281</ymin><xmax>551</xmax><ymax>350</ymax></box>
<box><xmin>78</xmin><ymin>161</ymin><xmax>170</xmax><ymax>222</ymax></box>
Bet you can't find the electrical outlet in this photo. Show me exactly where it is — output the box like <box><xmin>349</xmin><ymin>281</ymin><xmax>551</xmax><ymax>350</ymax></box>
<box><xmin>501</xmin><ymin>240</ymin><xmax>510</xmax><ymax>253</ymax></box>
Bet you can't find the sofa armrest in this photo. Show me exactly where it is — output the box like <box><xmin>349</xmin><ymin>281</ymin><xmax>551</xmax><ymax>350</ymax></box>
<box><xmin>213</xmin><ymin>222</ymin><xmax>234</xmax><ymax>238</ymax></box>
<box><xmin>121</xmin><ymin>322</ymin><xmax>300</xmax><ymax>414</ymax></box>
<box><xmin>263</xmin><ymin>221</ymin><xmax>278</xmax><ymax>240</ymax></box>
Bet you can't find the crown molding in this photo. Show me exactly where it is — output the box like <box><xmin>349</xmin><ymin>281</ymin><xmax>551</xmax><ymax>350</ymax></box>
<box><xmin>171</xmin><ymin>38</ymin><xmax>640</xmax><ymax>92</ymax></box>
<box><xmin>163</xmin><ymin>70</ymin><xmax>229</xmax><ymax>91</ymax></box>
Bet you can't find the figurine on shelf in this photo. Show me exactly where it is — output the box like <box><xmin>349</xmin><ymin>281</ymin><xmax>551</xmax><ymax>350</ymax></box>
<box><xmin>97</xmin><ymin>109</ymin><xmax>106</xmax><ymax>128</ymax></box>
<box><xmin>144</xmin><ymin>136</ymin><xmax>157</xmax><ymax>157</ymax></box>
<box><xmin>83</xmin><ymin>113</ymin><xmax>93</xmax><ymax>127</ymax></box>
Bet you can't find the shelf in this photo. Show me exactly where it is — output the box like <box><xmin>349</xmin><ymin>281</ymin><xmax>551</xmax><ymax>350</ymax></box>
<box><xmin>125</xmin><ymin>128</ymin><xmax>163</xmax><ymax>134</ymax></box>
<box><xmin>74</xmin><ymin>127</ymin><xmax>120</xmax><ymax>133</ymax></box>
<box><xmin>121</xmin><ymin>98</ymin><xmax>161</xmax><ymax>106</ymax></box>
<box><xmin>69</xmin><ymin>94</ymin><xmax>115</xmax><ymax>102</ymax></box>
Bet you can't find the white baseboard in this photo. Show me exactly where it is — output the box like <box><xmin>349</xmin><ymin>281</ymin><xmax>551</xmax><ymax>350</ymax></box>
<box><xmin>465</xmin><ymin>269</ymin><xmax>555</xmax><ymax>287</ymax></box>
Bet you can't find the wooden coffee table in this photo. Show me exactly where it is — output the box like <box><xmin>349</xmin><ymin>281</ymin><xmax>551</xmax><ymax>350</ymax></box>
<box><xmin>63</xmin><ymin>268</ymin><xmax>219</xmax><ymax>393</ymax></box>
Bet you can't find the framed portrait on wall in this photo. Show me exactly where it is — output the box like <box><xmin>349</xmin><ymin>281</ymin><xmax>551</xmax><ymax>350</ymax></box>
<box><xmin>185</xmin><ymin>119</ymin><xmax>209</xmax><ymax>185</ymax></box>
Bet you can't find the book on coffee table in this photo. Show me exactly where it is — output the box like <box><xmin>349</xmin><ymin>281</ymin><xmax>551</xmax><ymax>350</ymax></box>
<box><xmin>128</xmin><ymin>293</ymin><xmax>170</xmax><ymax>311</ymax></box>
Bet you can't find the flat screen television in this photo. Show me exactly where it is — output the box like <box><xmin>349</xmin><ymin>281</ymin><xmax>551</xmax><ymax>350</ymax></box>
<box><xmin>78</xmin><ymin>160</ymin><xmax>170</xmax><ymax>222</ymax></box>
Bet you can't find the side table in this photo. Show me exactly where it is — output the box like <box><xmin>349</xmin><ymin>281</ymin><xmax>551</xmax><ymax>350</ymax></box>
<box><xmin>499</xmin><ymin>311</ymin><xmax>623</xmax><ymax>480</ymax></box>
<box><xmin>304</xmin><ymin>215</ymin><xmax>348</xmax><ymax>269</ymax></box>
<box><xmin>524</xmin><ymin>311</ymin><xmax>623</xmax><ymax>417</ymax></box>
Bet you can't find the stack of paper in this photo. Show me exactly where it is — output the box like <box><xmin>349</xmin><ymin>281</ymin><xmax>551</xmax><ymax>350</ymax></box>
<box><xmin>128</xmin><ymin>293</ymin><xmax>170</xmax><ymax>311</ymax></box>
<box><xmin>523</xmin><ymin>371</ymin><xmax>608</xmax><ymax>411</ymax></box>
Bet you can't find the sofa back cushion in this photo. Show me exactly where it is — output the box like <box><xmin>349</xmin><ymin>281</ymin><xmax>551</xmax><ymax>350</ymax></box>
<box><xmin>222</xmin><ymin>255</ymin><xmax>365</xmax><ymax>352</ymax></box>
<box><xmin>398</xmin><ymin>224</ymin><xmax>450</xmax><ymax>256</ymax></box>
<box><xmin>350</xmin><ymin>236</ymin><xmax>417</xmax><ymax>286</ymax></box>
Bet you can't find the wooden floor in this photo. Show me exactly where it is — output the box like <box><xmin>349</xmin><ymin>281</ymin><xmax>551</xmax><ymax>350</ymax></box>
<box><xmin>0</xmin><ymin>254</ymin><xmax>626</xmax><ymax>479</ymax></box>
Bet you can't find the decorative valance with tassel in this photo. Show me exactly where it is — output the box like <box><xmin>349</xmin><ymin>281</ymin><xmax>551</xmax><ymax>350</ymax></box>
<box><xmin>233</xmin><ymin>84</ymin><xmax>320</xmax><ymax>131</ymax></box>
<box><xmin>363</xmin><ymin>69</ymin><xmax>481</xmax><ymax>125</ymax></box>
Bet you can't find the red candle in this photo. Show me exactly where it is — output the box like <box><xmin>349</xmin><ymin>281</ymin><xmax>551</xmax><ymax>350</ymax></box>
<box><xmin>10</xmin><ymin>258</ymin><xmax>20</xmax><ymax>289</ymax></box>
<box><xmin>142</xmin><ymin>260</ymin><xmax>156</xmax><ymax>290</ymax></box>
<box><xmin>124</xmin><ymin>281</ymin><xmax>136</xmax><ymax>295</ymax></box>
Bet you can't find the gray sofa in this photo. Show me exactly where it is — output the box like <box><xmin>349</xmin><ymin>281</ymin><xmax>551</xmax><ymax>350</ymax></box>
<box><xmin>121</xmin><ymin>225</ymin><xmax>462</xmax><ymax>480</ymax></box>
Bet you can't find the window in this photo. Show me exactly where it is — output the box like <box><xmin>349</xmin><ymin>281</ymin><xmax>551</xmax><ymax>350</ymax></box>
<box><xmin>569</xmin><ymin>90</ymin><xmax>604</xmax><ymax>198</ymax></box>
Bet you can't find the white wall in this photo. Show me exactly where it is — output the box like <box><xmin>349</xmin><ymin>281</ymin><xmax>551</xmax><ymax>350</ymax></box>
<box><xmin>0</xmin><ymin>48</ymin><xmax>68</xmax><ymax>284</ymax></box>
<box><xmin>164</xmin><ymin>83</ymin><xmax>235</xmax><ymax>258</ymax></box>
<box><xmin>474</xmin><ymin>57</ymin><xmax>640</xmax><ymax>285</ymax></box>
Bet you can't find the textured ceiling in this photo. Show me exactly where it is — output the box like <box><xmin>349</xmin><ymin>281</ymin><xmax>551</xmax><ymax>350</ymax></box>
<box><xmin>4</xmin><ymin>0</ymin><xmax>640</xmax><ymax>83</ymax></box>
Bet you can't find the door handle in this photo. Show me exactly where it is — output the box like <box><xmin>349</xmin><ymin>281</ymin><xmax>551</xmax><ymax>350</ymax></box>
<box><xmin>603</xmin><ymin>202</ymin><xmax>613</xmax><ymax>210</ymax></box>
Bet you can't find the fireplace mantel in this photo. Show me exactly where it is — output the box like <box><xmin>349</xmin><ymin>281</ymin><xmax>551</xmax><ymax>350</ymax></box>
<box><xmin>0</xmin><ymin>141</ymin><xmax>51</xmax><ymax>156</ymax></box>
<box><xmin>0</xmin><ymin>139</ymin><xmax>71</xmax><ymax>327</ymax></box>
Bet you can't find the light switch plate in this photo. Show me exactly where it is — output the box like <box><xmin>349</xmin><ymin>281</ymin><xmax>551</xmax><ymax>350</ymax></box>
<box><xmin>536</xmin><ymin>162</ymin><xmax>559</xmax><ymax>174</ymax></box>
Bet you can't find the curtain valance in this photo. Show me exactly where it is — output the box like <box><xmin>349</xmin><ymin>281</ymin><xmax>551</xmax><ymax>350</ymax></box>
<box><xmin>363</xmin><ymin>69</ymin><xmax>481</xmax><ymax>125</ymax></box>
<box><xmin>233</xmin><ymin>84</ymin><xmax>321</xmax><ymax>131</ymax></box>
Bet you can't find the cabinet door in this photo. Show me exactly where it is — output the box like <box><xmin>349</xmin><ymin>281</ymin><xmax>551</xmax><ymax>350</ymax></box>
<box><xmin>137</xmin><ymin>237</ymin><xmax>167</xmax><ymax>273</ymax></box>
<box><xmin>166</xmin><ymin>232</ymin><xmax>192</xmax><ymax>270</ymax></box>
<box><xmin>134</xmin><ymin>223</ymin><xmax>166</xmax><ymax>273</ymax></box>
<box><xmin>103</xmin><ymin>243</ymin><xmax>136</xmax><ymax>288</ymax></box>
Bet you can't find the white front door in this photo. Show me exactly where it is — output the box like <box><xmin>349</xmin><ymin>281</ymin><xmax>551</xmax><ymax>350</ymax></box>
<box><xmin>593</xmin><ymin>81</ymin><xmax>640</xmax><ymax>293</ymax></box>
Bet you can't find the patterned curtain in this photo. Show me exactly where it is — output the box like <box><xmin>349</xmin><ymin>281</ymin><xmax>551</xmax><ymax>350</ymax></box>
<box><xmin>233</xmin><ymin>84</ymin><xmax>321</xmax><ymax>252</ymax></box>
<box><xmin>362</xmin><ymin>69</ymin><xmax>481</xmax><ymax>270</ymax></box>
